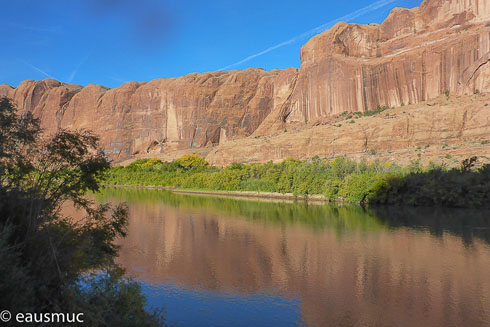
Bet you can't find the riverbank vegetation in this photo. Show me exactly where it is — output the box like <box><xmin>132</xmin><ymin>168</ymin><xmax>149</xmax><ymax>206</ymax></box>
<box><xmin>0</xmin><ymin>98</ymin><xmax>165</xmax><ymax>326</ymax></box>
<box><xmin>104</xmin><ymin>154</ymin><xmax>490</xmax><ymax>208</ymax></box>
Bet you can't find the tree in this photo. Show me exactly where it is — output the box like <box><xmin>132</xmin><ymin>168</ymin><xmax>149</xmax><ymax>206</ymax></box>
<box><xmin>0</xmin><ymin>97</ymin><xmax>165</xmax><ymax>326</ymax></box>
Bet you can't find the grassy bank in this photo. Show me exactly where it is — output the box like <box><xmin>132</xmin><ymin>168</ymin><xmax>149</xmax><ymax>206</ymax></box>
<box><xmin>104</xmin><ymin>155</ymin><xmax>490</xmax><ymax>208</ymax></box>
<box><xmin>103</xmin><ymin>185</ymin><xmax>330</xmax><ymax>202</ymax></box>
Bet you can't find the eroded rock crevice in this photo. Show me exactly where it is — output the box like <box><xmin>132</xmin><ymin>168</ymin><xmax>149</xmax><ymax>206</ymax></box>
<box><xmin>0</xmin><ymin>0</ymin><xmax>489</xmax><ymax>164</ymax></box>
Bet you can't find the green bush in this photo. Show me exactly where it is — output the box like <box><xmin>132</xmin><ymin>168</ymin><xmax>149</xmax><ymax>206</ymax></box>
<box><xmin>323</xmin><ymin>178</ymin><xmax>343</xmax><ymax>199</ymax></box>
<box><xmin>363</xmin><ymin>104</ymin><xmax>388</xmax><ymax>117</ymax></box>
<box><xmin>369</xmin><ymin>166</ymin><xmax>490</xmax><ymax>208</ymax></box>
<box><xmin>0</xmin><ymin>97</ymin><xmax>165</xmax><ymax>326</ymax></box>
<box><xmin>338</xmin><ymin>172</ymin><xmax>389</xmax><ymax>202</ymax></box>
<box><xmin>104</xmin><ymin>152</ymin><xmax>490</xmax><ymax>208</ymax></box>
<box><xmin>240</xmin><ymin>178</ymin><xmax>276</xmax><ymax>192</ymax></box>
<box><xmin>176</xmin><ymin>154</ymin><xmax>209</xmax><ymax>169</ymax></box>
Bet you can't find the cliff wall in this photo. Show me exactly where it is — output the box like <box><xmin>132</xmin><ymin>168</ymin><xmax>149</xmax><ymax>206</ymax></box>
<box><xmin>1</xmin><ymin>0</ymin><xmax>490</xmax><ymax>163</ymax></box>
<box><xmin>0</xmin><ymin>69</ymin><xmax>288</xmax><ymax>159</ymax></box>
<box><xmin>281</xmin><ymin>0</ymin><xmax>490</xmax><ymax>123</ymax></box>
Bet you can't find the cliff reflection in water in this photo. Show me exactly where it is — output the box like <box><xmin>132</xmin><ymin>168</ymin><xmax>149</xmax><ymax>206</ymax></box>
<box><xmin>97</xmin><ymin>189</ymin><xmax>490</xmax><ymax>327</ymax></box>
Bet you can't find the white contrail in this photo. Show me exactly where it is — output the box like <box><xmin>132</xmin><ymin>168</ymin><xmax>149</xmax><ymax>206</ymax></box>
<box><xmin>22</xmin><ymin>60</ymin><xmax>56</xmax><ymax>79</ymax></box>
<box><xmin>67</xmin><ymin>55</ymin><xmax>90</xmax><ymax>83</ymax></box>
<box><xmin>219</xmin><ymin>0</ymin><xmax>399</xmax><ymax>70</ymax></box>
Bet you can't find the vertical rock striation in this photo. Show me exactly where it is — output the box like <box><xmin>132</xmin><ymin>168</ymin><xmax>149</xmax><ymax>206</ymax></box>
<box><xmin>1</xmin><ymin>69</ymin><xmax>283</xmax><ymax>159</ymax></box>
<box><xmin>1</xmin><ymin>0</ymin><xmax>489</xmax><ymax>162</ymax></box>
<box><xmin>281</xmin><ymin>0</ymin><xmax>490</xmax><ymax>123</ymax></box>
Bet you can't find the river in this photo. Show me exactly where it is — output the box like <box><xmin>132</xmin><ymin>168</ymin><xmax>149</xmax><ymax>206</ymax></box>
<box><xmin>96</xmin><ymin>188</ymin><xmax>490</xmax><ymax>327</ymax></box>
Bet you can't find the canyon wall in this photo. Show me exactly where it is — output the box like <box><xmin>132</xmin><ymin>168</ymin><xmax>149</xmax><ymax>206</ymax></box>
<box><xmin>206</xmin><ymin>93</ymin><xmax>490</xmax><ymax>166</ymax></box>
<box><xmin>1</xmin><ymin>0</ymin><xmax>490</xmax><ymax>163</ymax></box>
<box><xmin>0</xmin><ymin>69</ymin><xmax>293</xmax><ymax>159</ymax></box>
<box><xmin>280</xmin><ymin>0</ymin><xmax>490</xmax><ymax>123</ymax></box>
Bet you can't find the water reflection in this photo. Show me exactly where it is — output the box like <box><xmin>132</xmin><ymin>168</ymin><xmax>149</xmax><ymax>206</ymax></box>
<box><xmin>96</xmin><ymin>189</ymin><xmax>490</xmax><ymax>327</ymax></box>
<box><xmin>372</xmin><ymin>206</ymin><xmax>490</xmax><ymax>245</ymax></box>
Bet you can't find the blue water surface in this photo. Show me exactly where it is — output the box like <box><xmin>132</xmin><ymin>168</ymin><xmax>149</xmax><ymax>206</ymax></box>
<box><xmin>141</xmin><ymin>282</ymin><xmax>305</xmax><ymax>327</ymax></box>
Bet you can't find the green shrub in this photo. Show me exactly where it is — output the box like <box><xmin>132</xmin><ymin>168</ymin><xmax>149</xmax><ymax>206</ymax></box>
<box><xmin>363</xmin><ymin>105</ymin><xmax>388</xmax><ymax>117</ymax></box>
<box><xmin>323</xmin><ymin>178</ymin><xmax>343</xmax><ymax>199</ymax></box>
<box><xmin>240</xmin><ymin>178</ymin><xmax>276</xmax><ymax>192</ymax></box>
<box><xmin>103</xmin><ymin>150</ymin><xmax>490</xmax><ymax>208</ymax></box>
<box><xmin>0</xmin><ymin>97</ymin><xmax>165</xmax><ymax>326</ymax></box>
<box><xmin>142</xmin><ymin>158</ymin><xmax>163</xmax><ymax>167</ymax></box>
<box><xmin>368</xmin><ymin>163</ymin><xmax>490</xmax><ymax>208</ymax></box>
<box><xmin>338</xmin><ymin>172</ymin><xmax>388</xmax><ymax>202</ymax></box>
<box><xmin>176</xmin><ymin>154</ymin><xmax>209</xmax><ymax>169</ymax></box>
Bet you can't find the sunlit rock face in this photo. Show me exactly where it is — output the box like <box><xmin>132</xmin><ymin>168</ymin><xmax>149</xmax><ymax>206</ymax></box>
<box><xmin>0</xmin><ymin>69</ymin><xmax>281</xmax><ymax>160</ymax></box>
<box><xmin>1</xmin><ymin>0</ymin><xmax>490</xmax><ymax>163</ymax></box>
<box><xmin>205</xmin><ymin>92</ymin><xmax>490</xmax><ymax>166</ymax></box>
<box><xmin>283</xmin><ymin>0</ymin><xmax>490</xmax><ymax>122</ymax></box>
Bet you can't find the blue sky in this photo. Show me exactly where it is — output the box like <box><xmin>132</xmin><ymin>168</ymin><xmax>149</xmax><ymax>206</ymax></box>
<box><xmin>0</xmin><ymin>0</ymin><xmax>422</xmax><ymax>88</ymax></box>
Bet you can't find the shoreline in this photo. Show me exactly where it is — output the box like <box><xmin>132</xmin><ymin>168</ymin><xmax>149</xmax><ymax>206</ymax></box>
<box><xmin>101</xmin><ymin>184</ymin><xmax>352</xmax><ymax>204</ymax></box>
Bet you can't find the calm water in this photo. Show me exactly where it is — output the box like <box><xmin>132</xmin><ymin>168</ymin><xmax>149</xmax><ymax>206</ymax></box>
<box><xmin>96</xmin><ymin>189</ymin><xmax>490</xmax><ymax>327</ymax></box>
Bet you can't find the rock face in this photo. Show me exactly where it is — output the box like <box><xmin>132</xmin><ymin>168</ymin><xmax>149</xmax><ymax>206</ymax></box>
<box><xmin>206</xmin><ymin>93</ymin><xmax>490</xmax><ymax>166</ymax></box>
<box><xmin>281</xmin><ymin>0</ymin><xmax>490</xmax><ymax>123</ymax></box>
<box><xmin>1</xmin><ymin>0</ymin><xmax>490</xmax><ymax>163</ymax></box>
<box><xmin>0</xmin><ymin>69</ymin><xmax>284</xmax><ymax>159</ymax></box>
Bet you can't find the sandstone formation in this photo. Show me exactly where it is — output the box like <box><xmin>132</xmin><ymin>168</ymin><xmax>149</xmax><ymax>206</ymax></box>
<box><xmin>207</xmin><ymin>93</ymin><xmax>490</xmax><ymax>166</ymax></box>
<box><xmin>0</xmin><ymin>69</ymin><xmax>284</xmax><ymax>159</ymax></box>
<box><xmin>1</xmin><ymin>0</ymin><xmax>490</xmax><ymax>164</ymax></box>
<box><xmin>280</xmin><ymin>0</ymin><xmax>490</xmax><ymax>123</ymax></box>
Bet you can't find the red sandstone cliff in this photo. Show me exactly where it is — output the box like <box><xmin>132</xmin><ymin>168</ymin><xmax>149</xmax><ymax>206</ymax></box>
<box><xmin>277</xmin><ymin>0</ymin><xmax>490</xmax><ymax>124</ymax></box>
<box><xmin>1</xmin><ymin>0</ymin><xmax>489</xmax><ymax>163</ymax></box>
<box><xmin>0</xmin><ymin>69</ymin><xmax>289</xmax><ymax>159</ymax></box>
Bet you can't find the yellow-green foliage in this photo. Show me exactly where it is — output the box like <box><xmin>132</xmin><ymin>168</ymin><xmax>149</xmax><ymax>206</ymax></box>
<box><xmin>106</xmin><ymin>155</ymin><xmax>401</xmax><ymax>201</ymax></box>
<box><xmin>104</xmin><ymin>155</ymin><xmax>490</xmax><ymax>208</ymax></box>
<box><xmin>141</xmin><ymin>158</ymin><xmax>163</xmax><ymax>167</ymax></box>
<box><xmin>323</xmin><ymin>178</ymin><xmax>343</xmax><ymax>199</ymax></box>
<box><xmin>338</xmin><ymin>172</ymin><xmax>394</xmax><ymax>202</ymax></box>
<box><xmin>176</xmin><ymin>154</ymin><xmax>209</xmax><ymax>169</ymax></box>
